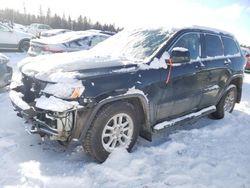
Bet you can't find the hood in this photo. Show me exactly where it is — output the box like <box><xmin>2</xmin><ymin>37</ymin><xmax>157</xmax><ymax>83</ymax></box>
<box><xmin>19</xmin><ymin>50</ymin><xmax>140</xmax><ymax>82</ymax></box>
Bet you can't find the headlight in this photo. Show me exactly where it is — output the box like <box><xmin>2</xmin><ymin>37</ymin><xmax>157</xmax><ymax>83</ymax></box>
<box><xmin>70</xmin><ymin>88</ymin><xmax>82</xmax><ymax>99</ymax></box>
<box><xmin>42</xmin><ymin>81</ymin><xmax>85</xmax><ymax>99</ymax></box>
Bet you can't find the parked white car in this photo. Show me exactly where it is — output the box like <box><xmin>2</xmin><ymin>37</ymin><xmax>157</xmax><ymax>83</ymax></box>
<box><xmin>39</xmin><ymin>29</ymin><xmax>71</xmax><ymax>38</ymax></box>
<box><xmin>26</xmin><ymin>23</ymin><xmax>52</xmax><ymax>37</ymax></box>
<box><xmin>0</xmin><ymin>23</ymin><xmax>33</xmax><ymax>51</ymax></box>
<box><xmin>28</xmin><ymin>30</ymin><xmax>111</xmax><ymax>56</ymax></box>
<box><xmin>0</xmin><ymin>53</ymin><xmax>12</xmax><ymax>88</ymax></box>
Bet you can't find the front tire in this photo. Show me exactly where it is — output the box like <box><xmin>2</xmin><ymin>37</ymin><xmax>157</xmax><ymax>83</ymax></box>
<box><xmin>211</xmin><ymin>84</ymin><xmax>237</xmax><ymax>119</ymax></box>
<box><xmin>19</xmin><ymin>40</ymin><xmax>30</xmax><ymax>52</ymax></box>
<box><xmin>83</xmin><ymin>101</ymin><xmax>139</xmax><ymax>162</ymax></box>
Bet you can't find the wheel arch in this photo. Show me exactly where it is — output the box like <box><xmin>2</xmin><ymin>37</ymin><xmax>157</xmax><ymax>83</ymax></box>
<box><xmin>18</xmin><ymin>38</ymin><xmax>31</xmax><ymax>49</ymax></box>
<box><xmin>79</xmin><ymin>94</ymin><xmax>152</xmax><ymax>142</ymax></box>
<box><xmin>228</xmin><ymin>75</ymin><xmax>243</xmax><ymax>103</ymax></box>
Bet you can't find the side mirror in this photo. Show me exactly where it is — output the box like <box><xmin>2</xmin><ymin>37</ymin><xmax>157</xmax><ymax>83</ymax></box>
<box><xmin>170</xmin><ymin>47</ymin><xmax>190</xmax><ymax>63</ymax></box>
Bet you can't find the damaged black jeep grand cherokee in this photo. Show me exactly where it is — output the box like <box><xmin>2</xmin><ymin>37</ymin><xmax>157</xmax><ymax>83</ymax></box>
<box><xmin>10</xmin><ymin>26</ymin><xmax>245</xmax><ymax>162</ymax></box>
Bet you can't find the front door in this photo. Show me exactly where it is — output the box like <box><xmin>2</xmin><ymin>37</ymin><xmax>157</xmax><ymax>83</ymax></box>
<box><xmin>157</xmin><ymin>32</ymin><xmax>203</xmax><ymax>120</ymax></box>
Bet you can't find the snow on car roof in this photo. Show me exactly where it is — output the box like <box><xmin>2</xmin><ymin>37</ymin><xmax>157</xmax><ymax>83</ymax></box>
<box><xmin>175</xmin><ymin>25</ymin><xmax>234</xmax><ymax>36</ymax></box>
<box><xmin>32</xmin><ymin>30</ymin><xmax>110</xmax><ymax>45</ymax></box>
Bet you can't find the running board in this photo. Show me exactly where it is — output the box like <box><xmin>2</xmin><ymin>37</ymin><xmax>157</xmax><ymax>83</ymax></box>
<box><xmin>153</xmin><ymin>106</ymin><xmax>216</xmax><ymax>131</ymax></box>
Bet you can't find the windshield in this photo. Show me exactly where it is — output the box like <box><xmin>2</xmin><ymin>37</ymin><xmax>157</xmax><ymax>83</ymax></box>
<box><xmin>91</xmin><ymin>28</ymin><xmax>171</xmax><ymax>61</ymax></box>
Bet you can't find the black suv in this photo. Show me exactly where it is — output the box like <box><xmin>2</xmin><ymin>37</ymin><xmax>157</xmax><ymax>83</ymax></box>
<box><xmin>10</xmin><ymin>27</ymin><xmax>245</xmax><ymax>162</ymax></box>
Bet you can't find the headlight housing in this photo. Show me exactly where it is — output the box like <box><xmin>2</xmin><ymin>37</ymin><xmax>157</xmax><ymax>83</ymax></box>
<box><xmin>42</xmin><ymin>81</ymin><xmax>85</xmax><ymax>99</ymax></box>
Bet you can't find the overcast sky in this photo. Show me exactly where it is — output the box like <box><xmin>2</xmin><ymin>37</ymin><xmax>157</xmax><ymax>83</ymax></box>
<box><xmin>1</xmin><ymin>0</ymin><xmax>250</xmax><ymax>45</ymax></box>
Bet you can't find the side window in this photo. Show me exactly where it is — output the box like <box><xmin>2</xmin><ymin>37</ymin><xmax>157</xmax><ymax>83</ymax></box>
<box><xmin>77</xmin><ymin>37</ymin><xmax>90</xmax><ymax>46</ymax></box>
<box><xmin>222</xmin><ymin>37</ymin><xmax>239</xmax><ymax>56</ymax></box>
<box><xmin>204</xmin><ymin>34</ymin><xmax>223</xmax><ymax>57</ymax></box>
<box><xmin>90</xmin><ymin>36</ymin><xmax>107</xmax><ymax>47</ymax></box>
<box><xmin>69</xmin><ymin>37</ymin><xmax>89</xmax><ymax>48</ymax></box>
<box><xmin>172</xmin><ymin>33</ymin><xmax>200</xmax><ymax>60</ymax></box>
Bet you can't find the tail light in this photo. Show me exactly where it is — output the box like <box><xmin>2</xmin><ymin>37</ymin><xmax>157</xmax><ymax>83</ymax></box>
<box><xmin>43</xmin><ymin>47</ymin><xmax>64</xmax><ymax>53</ymax></box>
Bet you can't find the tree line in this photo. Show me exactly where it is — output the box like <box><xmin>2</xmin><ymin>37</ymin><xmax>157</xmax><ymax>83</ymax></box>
<box><xmin>0</xmin><ymin>8</ymin><xmax>121</xmax><ymax>32</ymax></box>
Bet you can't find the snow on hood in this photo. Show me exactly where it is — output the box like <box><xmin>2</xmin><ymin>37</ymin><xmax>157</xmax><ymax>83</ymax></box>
<box><xmin>20</xmin><ymin>27</ymin><xmax>173</xmax><ymax>81</ymax></box>
<box><xmin>19</xmin><ymin>50</ymin><xmax>133</xmax><ymax>81</ymax></box>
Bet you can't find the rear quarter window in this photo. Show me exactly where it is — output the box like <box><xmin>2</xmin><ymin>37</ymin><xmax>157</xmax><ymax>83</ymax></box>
<box><xmin>204</xmin><ymin>34</ymin><xmax>223</xmax><ymax>57</ymax></box>
<box><xmin>222</xmin><ymin>37</ymin><xmax>239</xmax><ymax>56</ymax></box>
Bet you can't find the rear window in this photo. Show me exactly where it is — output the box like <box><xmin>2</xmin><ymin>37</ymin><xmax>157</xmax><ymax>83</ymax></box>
<box><xmin>222</xmin><ymin>37</ymin><xmax>239</xmax><ymax>56</ymax></box>
<box><xmin>204</xmin><ymin>34</ymin><xmax>223</xmax><ymax>57</ymax></box>
<box><xmin>90</xmin><ymin>36</ymin><xmax>107</xmax><ymax>47</ymax></box>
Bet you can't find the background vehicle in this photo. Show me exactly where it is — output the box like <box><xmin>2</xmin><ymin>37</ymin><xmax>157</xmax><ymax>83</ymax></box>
<box><xmin>28</xmin><ymin>30</ymin><xmax>111</xmax><ymax>56</ymax></box>
<box><xmin>241</xmin><ymin>47</ymin><xmax>250</xmax><ymax>72</ymax></box>
<box><xmin>0</xmin><ymin>53</ymin><xmax>12</xmax><ymax>88</ymax></box>
<box><xmin>10</xmin><ymin>27</ymin><xmax>245</xmax><ymax>162</ymax></box>
<box><xmin>26</xmin><ymin>23</ymin><xmax>52</xmax><ymax>37</ymax></box>
<box><xmin>13</xmin><ymin>23</ymin><xmax>27</xmax><ymax>32</ymax></box>
<box><xmin>39</xmin><ymin>29</ymin><xmax>71</xmax><ymax>38</ymax></box>
<box><xmin>0</xmin><ymin>23</ymin><xmax>33</xmax><ymax>51</ymax></box>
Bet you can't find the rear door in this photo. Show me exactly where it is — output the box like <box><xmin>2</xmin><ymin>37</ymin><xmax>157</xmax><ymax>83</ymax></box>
<box><xmin>221</xmin><ymin>36</ymin><xmax>242</xmax><ymax>72</ymax></box>
<box><xmin>199</xmin><ymin>33</ymin><xmax>231</xmax><ymax>108</ymax></box>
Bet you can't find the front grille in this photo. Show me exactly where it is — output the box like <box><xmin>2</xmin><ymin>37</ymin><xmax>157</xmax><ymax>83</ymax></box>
<box><xmin>22</xmin><ymin>74</ymin><xmax>47</xmax><ymax>103</ymax></box>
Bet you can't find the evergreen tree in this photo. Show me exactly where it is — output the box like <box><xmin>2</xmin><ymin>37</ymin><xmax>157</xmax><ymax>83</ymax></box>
<box><xmin>0</xmin><ymin>8</ymin><xmax>120</xmax><ymax>32</ymax></box>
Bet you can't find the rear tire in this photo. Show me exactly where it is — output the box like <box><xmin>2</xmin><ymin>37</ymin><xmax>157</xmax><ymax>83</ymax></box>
<box><xmin>211</xmin><ymin>84</ymin><xmax>237</xmax><ymax>119</ymax></box>
<box><xmin>83</xmin><ymin>101</ymin><xmax>139</xmax><ymax>162</ymax></box>
<box><xmin>19</xmin><ymin>40</ymin><xmax>30</xmax><ymax>52</ymax></box>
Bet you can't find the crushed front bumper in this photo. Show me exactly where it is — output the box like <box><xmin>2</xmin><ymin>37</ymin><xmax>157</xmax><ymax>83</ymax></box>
<box><xmin>9</xmin><ymin>89</ymin><xmax>79</xmax><ymax>141</ymax></box>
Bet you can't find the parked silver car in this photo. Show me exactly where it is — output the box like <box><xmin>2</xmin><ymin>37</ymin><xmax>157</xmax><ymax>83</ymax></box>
<box><xmin>28</xmin><ymin>30</ymin><xmax>111</xmax><ymax>56</ymax></box>
<box><xmin>0</xmin><ymin>53</ymin><xmax>12</xmax><ymax>88</ymax></box>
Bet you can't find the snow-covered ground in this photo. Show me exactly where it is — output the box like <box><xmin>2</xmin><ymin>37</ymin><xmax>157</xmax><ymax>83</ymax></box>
<box><xmin>0</xmin><ymin>52</ymin><xmax>250</xmax><ymax>188</ymax></box>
